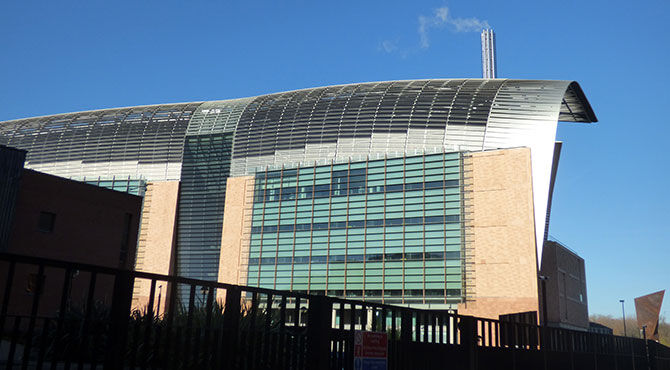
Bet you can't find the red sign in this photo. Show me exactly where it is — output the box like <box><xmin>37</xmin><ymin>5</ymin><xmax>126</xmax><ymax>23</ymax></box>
<box><xmin>354</xmin><ymin>331</ymin><xmax>388</xmax><ymax>370</ymax></box>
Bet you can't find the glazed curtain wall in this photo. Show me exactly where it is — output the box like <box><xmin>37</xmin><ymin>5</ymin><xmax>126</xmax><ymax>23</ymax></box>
<box><xmin>176</xmin><ymin>132</ymin><xmax>234</xmax><ymax>297</ymax></box>
<box><xmin>246</xmin><ymin>152</ymin><xmax>464</xmax><ymax>305</ymax></box>
<box><xmin>81</xmin><ymin>177</ymin><xmax>146</xmax><ymax>196</ymax></box>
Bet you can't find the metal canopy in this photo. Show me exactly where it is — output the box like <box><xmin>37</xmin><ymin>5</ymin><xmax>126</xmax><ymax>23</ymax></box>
<box><xmin>559</xmin><ymin>82</ymin><xmax>598</xmax><ymax>123</ymax></box>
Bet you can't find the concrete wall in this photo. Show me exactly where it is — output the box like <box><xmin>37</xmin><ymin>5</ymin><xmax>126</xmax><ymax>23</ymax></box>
<box><xmin>458</xmin><ymin>148</ymin><xmax>540</xmax><ymax>319</ymax></box>
<box><xmin>131</xmin><ymin>181</ymin><xmax>180</xmax><ymax>313</ymax></box>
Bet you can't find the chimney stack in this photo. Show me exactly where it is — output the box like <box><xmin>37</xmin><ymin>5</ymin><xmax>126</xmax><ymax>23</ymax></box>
<box><xmin>481</xmin><ymin>29</ymin><xmax>497</xmax><ymax>79</ymax></box>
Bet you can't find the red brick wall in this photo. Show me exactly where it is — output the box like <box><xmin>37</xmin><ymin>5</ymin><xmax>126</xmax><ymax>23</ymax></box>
<box><xmin>7</xmin><ymin>169</ymin><xmax>142</xmax><ymax>269</ymax></box>
<box><xmin>2</xmin><ymin>170</ymin><xmax>142</xmax><ymax>318</ymax></box>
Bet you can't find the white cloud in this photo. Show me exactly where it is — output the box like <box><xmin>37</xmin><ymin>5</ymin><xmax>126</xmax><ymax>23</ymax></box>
<box><xmin>380</xmin><ymin>40</ymin><xmax>398</xmax><ymax>53</ymax></box>
<box><xmin>435</xmin><ymin>7</ymin><xmax>449</xmax><ymax>22</ymax></box>
<box><xmin>418</xmin><ymin>6</ymin><xmax>490</xmax><ymax>49</ymax></box>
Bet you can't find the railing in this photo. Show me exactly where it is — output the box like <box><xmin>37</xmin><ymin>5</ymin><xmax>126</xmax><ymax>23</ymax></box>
<box><xmin>1</xmin><ymin>252</ymin><xmax>668</xmax><ymax>370</ymax></box>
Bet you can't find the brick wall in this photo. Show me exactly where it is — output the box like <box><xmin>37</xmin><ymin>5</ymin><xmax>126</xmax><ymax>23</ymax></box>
<box><xmin>131</xmin><ymin>181</ymin><xmax>180</xmax><ymax>313</ymax></box>
<box><xmin>458</xmin><ymin>148</ymin><xmax>540</xmax><ymax>319</ymax></box>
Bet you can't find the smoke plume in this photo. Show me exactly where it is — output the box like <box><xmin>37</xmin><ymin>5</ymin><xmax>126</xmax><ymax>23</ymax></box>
<box><xmin>418</xmin><ymin>6</ymin><xmax>490</xmax><ymax>48</ymax></box>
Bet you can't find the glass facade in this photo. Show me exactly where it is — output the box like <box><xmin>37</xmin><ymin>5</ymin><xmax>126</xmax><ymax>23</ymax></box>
<box><xmin>176</xmin><ymin>133</ymin><xmax>234</xmax><ymax>288</ymax></box>
<box><xmin>246</xmin><ymin>152</ymin><xmax>464</xmax><ymax>305</ymax></box>
<box><xmin>81</xmin><ymin>177</ymin><xmax>147</xmax><ymax>196</ymax></box>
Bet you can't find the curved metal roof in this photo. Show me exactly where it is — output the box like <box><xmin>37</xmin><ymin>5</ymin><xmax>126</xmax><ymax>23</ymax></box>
<box><xmin>0</xmin><ymin>79</ymin><xmax>596</xmax><ymax>180</ymax></box>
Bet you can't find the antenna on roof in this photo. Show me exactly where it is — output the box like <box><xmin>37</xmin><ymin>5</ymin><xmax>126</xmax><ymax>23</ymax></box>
<box><xmin>481</xmin><ymin>29</ymin><xmax>497</xmax><ymax>79</ymax></box>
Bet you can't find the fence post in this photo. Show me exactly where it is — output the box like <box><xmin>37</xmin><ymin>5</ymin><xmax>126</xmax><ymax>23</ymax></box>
<box><xmin>540</xmin><ymin>325</ymin><xmax>548</xmax><ymax>370</ymax></box>
<box><xmin>459</xmin><ymin>315</ymin><xmax>477</xmax><ymax>370</ymax></box>
<box><xmin>645</xmin><ymin>339</ymin><xmax>653</xmax><ymax>370</ymax></box>
<box><xmin>569</xmin><ymin>330</ymin><xmax>576</xmax><ymax>370</ymax></box>
<box><xmin>399</xmin><ymin>310</ymin><xmax>412</xmax><ymax>368</ymax></box>
<box><xmin>222</xmin><ymin>286</ymin><xmax>241</xmax><ymax>366</ymax></box>
<box><xmin>593</xmin><ymin>333</ymin><xmax>599</xmax><ymax>370</ymax></box>
<box><xmin>630</xmin><ymin>337</ymin><xmax>637</xmax><ymax>370</ymax></box>
<box><xmin>104</xmin><ymin>269</ymin><xmax>134</xmax><ymax>370</ymax></box>
<box><xmin>306</xmin><ymin>295</ymin><xmax>332</xmax><ymax>369</ymax></box>
<box><xmin>401</xmin><ymin>311</ymin><xmax>412</xmax><ymax>343</ymax></box>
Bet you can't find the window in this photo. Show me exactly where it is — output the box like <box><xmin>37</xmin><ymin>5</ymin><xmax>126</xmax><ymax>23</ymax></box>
<box><xmin>38</xmin><ymin>212</ymin><xmax>56</xmax><ymax>233</ymax></box>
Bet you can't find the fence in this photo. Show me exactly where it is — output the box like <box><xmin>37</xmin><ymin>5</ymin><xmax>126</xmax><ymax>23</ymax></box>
<box><xmin>1</xmin><ymin>252</ymin><xmax>669</xmax><ymax>370</ymax></box>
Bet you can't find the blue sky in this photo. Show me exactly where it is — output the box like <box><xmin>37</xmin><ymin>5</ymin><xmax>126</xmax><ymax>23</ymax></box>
<box><xmin>1</xmin><ymin>1</ymin><xmax>668</xmax><ymax>318</ymax></box>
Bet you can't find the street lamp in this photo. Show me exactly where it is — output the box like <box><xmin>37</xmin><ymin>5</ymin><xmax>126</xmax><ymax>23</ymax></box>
<box><xmin>620</xmin><ymin>299</ymin><xmax>627</xmax><ymax>336</ymax></box>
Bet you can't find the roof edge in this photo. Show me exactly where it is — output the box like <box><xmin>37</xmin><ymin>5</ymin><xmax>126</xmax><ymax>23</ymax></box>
<box><xmin>1</xmin><ymin>78</ymin><xmax>599</xmax><ymax>124</ymax></box>
<box><xmin>559</xmin><ymin>81</ymin><xmax>598</xmax><ymax>123</ymax></box>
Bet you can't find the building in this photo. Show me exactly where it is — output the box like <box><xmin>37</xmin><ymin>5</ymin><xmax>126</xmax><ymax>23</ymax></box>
<box><xmin>0</xmin><ymin>144</ymin><xmax>142</xmax><ymax>317</ymax></box>
<box><xmin>588</xmin><ymin>322</ymin><xmax>614</xmax><ymax>335</ymax></box>
<box><xmin>0</xmin><ymin>79</ymin><xmax>597</xmax><ymax>318</ymax></box>
<box><xmin>539</xmin><ymin>239</ymin><xmax>589</xmax><ymax>330</ymax></box>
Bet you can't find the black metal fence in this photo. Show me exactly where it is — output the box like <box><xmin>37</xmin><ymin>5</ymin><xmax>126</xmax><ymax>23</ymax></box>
<box><xmin>1</xmin><ymin>252</ymin><xmax>669</xmax><ymax>370</ymax></box>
